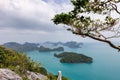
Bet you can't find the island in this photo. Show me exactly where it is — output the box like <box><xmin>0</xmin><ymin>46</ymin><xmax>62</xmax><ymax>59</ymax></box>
<box><xmin>43</xmin><ymin>41</ymin><xmax>83</xmax><ymax>48</ymax></box>
<box><xmin>38</xmin><ymin>46</ymin><xmax>64</xmax><ymax>52</ymax></box>
<box><xmin>63</xmin><ymin>41</ymin><xmax>83</xmax><ymax>48</ymax></box>
<box><xmin>3</xmin><ymin>42</ymin><xmax>65</xmax><ymax>52</ymax></box>
<box><xmin>54</xmin><ymin>52</ymin><xmax>93</xmax><ymax>63</ymax></box>
<box><xmin>3</xmin><ymin>42</ymin><xmax>39</xmax><ymax>52</ymax></box>
<box><xmin>3</xmin><ymin>41</ymin><xmax>83</xmax><ymax>52</ymax></box>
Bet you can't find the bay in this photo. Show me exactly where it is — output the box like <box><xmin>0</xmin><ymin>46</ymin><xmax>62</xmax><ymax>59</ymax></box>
<box><xmin>25</xmin><ymin>43</ymin><xmax>120</xmax><ymax>80</ymax></box>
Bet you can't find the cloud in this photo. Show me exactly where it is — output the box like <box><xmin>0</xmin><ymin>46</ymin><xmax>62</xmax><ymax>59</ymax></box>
<box><xmin>0</xmin><ymin>0</ymin><xmax>73</xmax><ymax>32</ymax></box>
<box><xmin>44</xmin><ymin>0</ymin><xmax>70</xmax><ymax>4</ymax></box>
<box><xmin>0</xmin><ymin>0</ymin><xmax>120</xmax><ymax>44</ymax></box>
<box><xmin>0</xmin><ymin>0</ymin><xmax>78</xmax><ymax>43</ymax></box>
<box><xmin>0</xmin><ymin>28</ymin><xmax>93</xmax><ymax>44</ymax></box>
<box><xmin>0</xmin><ymin>10</ymin><xmax>54</xmax><ymax>31</ymax></box>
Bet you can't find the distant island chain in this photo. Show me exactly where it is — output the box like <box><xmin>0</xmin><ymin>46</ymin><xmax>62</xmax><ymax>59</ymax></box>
<box><xmin>2</xmin><ymin>41</ymin><xmax>93</xmax><ymax>63</ymax></box>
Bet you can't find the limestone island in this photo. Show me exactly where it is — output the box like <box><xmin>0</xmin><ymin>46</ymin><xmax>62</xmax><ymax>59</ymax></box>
<box><xmin>38</xmin><ymin>46</ymin><xmax>64</xmax><ymax>52</ymax></box>
<box><xmin>54</xmin><ymin>52</ymin><xmax>93</xmax><ymax>63</ymax></box>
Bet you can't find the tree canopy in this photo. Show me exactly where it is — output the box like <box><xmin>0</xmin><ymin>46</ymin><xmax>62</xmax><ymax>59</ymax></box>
<box><xmin>52</xmin><ymin>0</ymin><xmax>120</xmax><ymax>51</ymax></box>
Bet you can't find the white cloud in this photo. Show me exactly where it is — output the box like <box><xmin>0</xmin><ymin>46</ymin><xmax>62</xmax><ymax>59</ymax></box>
<box><xmin>0</xmin><ymin>0</ymin><xmax>76</xmax><ymax>43</ymax></box>
<box><xmin>0</xmin><ymin>0</ymin><xmax>73</xmax><ymax>31</ymax></box>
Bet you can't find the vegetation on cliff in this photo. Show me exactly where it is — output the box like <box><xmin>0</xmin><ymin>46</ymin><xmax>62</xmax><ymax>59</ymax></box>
<box><xmin>54</xmin><ymin>52</ymin><xmax>93</xmax><ymax>63</ymax></box>
<box><xmin>0</xmin><ymin>46</ymin><xmax>68</xmax><ymax>80</ymax></box>
<box><xmin>0</xmin><ymin>46</ymin><xmax>46</xmax><ymax>77</ymax></box>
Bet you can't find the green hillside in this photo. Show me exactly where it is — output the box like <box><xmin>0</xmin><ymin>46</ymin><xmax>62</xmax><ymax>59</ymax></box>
<box><xmin>0</xmin><ymin>46</ymin><xmax>68</xmax><ymax>80</ymax></box>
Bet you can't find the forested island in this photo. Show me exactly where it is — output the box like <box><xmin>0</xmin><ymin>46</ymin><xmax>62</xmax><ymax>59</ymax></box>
<box><xmin>38</xmin><ymin>46</ymin><xmax>64</xmax><ymax>52</ymax></box>
<box><xmin>54</xmin><ymin>52</ymin><xmax>93</xmax><ymax>63</ymax></box>
<box><xmin>3</xmin><ymin>41</ymin><xmax>83</xmax><ymax>52</ymax></box>
<box><xmin>3</xmin><ymin>42</ymin><xmax>39</xmax><ymax>52</ymax></box>
<box><xmin>44</xmin><ymin>41</ymin><xmax>83</xmax><ymax>48</ymax></box>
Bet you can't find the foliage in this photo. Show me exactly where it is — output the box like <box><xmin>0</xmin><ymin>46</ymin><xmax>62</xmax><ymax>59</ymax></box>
<box><xmin>0</xmin><ymin>46</ymin><xmax>41</xmax><ymax>72</ymax></box>
<box><xmin>53</xmin><ymin>0</ymin><xmax>120</xmax><ymax>51</ymax></box>
<box><xmin>39</xmin><ymin>67</ymin><xmax>48</xmax><ymax>75</ymax></box>
<box><xmin>47</xmin><ymin>73</ymin><xmax>68</xmax><ymax>80</ymax></box>
<box><xmin>0</xmin><ymin>46</ymin><xmax>48</xmax><ymax>79</ymax></box>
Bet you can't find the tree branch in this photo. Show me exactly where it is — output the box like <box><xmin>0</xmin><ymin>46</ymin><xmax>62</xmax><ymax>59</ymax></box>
<box><xmin>110</xmin><ymin>2</ymin><xmax>120</xmax><ymax>14</ymax></box>
<box><xmin>85</xmin><ymin>34</ymin><xmax>120</xmax><ymax>51</ymax></box>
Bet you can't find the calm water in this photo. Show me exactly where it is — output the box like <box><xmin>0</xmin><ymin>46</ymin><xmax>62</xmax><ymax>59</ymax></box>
<box><xmin>26</xmin><ymin>43</ymin><xmax>120</xmax><ymax>80</ymax></box>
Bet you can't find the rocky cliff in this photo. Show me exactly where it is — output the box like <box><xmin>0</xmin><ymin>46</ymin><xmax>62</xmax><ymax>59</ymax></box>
<box><xmin>0</xmin><ymin>69</ymin><xmax>48</xmax><ymax>80</ymax></box>
<box><xmin>0</xmin><ymin>69</ymin><xmax>22</xmax><ymax>80</ymax></box>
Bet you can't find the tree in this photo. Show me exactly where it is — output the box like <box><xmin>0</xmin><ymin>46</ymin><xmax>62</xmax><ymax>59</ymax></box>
<box><xmin>52</xmin><ymin>0</ymin><xmax>120</xmax><ymax>51</ymax></box>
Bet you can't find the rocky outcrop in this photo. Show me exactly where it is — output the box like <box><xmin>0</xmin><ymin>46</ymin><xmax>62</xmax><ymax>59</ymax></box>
<box><xmin>27</xmin><ymin>71</ymin><xmax>48</xmax><ymax>80</ymax></box>
<box><xmin>0</xmin><ymin>69</ymin><xmax>22</xmax><ymax>80</ymax></box>
<box><xmin>0</xmin><ymin>69</ymin><xmax>48</xmax><ymax>80</ymax></box>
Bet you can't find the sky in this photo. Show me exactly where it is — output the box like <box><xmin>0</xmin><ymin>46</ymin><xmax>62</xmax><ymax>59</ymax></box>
<box><xmin>0</xmin><ymin>0</ymin><xmax>119</xmax><ymax>44</ymax></box>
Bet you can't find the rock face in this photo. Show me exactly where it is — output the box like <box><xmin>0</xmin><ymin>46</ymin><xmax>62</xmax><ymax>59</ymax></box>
<box><xmin>27</xmin><ymin>71</ymin><xmax>48</xmax><ymax>80</ymax></box>
<box><xmin>0</xmin><ymin>69</ymin><xmax>22</xmax><ymax>80</ymax></box>
<box><xmin>0</xmin><ymin>69</ymin><xmax>48</xmax><ymax>80</ymax></box>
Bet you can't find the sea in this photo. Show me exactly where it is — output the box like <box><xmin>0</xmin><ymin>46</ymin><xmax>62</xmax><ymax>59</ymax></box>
<box><xmin>25</xmin><ymin>42</ymin><xmax>120</xmax><ymax>80</ymax></box>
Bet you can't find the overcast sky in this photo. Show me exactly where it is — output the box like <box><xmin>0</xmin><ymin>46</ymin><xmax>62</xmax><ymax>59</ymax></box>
<box><xmin>0</xmin><ymin>0</ymin><xmax>119</xmax><ymax>44</ymax></box>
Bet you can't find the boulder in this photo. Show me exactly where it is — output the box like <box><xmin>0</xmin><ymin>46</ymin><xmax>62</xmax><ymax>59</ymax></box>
<box><xmin>0</xmin><ymin>69</ymin><xmax>22</xmax><ymax>80</ymax></box>
<box><xmin>0</xmin><ymin>69</ymin><xmax>48</xmax><ymax>80</ymax></box>
<box><xmin>27</xmin><ymin>71</ymin><xmax>48</xmax><ymax>80</ymax></box>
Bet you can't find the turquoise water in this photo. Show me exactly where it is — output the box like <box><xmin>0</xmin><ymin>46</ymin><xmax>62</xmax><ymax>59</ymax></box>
<box><xmin>26</xmin><ymin>43</ymin><xmax>120</xmax><ymax>80</ymax></box>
